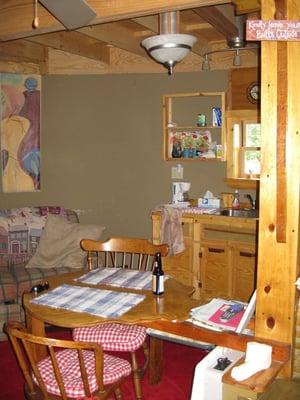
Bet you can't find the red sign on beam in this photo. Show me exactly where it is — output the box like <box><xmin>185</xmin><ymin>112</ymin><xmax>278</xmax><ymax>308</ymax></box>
<box><xmin>246</xmin><ymin>20</ymin><xmax>300</xmax><ymax>41</ymax></box>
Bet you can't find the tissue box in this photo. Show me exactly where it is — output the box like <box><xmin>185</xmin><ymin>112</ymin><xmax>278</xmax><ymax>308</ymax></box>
<box><xmin>198</xmin><ymin>198</ymin><xmax>221</xmax><ymax>208</ymax></box>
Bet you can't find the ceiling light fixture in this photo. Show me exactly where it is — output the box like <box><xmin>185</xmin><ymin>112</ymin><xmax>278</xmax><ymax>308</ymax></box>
<box><xmin>201</xmin><ymin>15</ymin><xmax>258</xmax><ymax>71</ymax></box>
<box><xmin>141</xmin><ymin>12</ymin><xmax>197</xmax><ymax>75</ymax></box>
<box><xmin>201</xmin><ymin>46</ymin><xmax>257</xmax><ymax>71</ymax></box>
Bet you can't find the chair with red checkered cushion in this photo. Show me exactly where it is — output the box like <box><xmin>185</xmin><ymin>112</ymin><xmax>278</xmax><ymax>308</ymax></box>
<box><xmin>73</xmin><ymin>323</ymin><xmax>147</xmax><ymax>352</ymax></box>
<box><xmin>73</xmin><ymin>237</ymin><xmax>169</xmax><ymax>400</ymax></box>
<box><xmin>5</xmin><ymin>321</ymin><xmax>131</xmax><ymax>400</ymax></box>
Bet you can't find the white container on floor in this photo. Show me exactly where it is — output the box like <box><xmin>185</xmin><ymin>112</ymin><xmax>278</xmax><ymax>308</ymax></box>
<box><xmin>190</xmin><ymin>346</ymin><xmax>244</xmax><ymax>400</ymax></box>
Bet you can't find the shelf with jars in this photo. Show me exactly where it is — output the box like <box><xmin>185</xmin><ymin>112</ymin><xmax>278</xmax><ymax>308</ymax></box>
<box><xmin>162</xmin><ymin>92</ymin><xmax>226</xmax><ymax>161</ymax></box>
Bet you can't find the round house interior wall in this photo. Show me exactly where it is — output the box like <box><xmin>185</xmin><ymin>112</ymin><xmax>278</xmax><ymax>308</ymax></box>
<box><xmin>0</xmin><ymin>71</ymin><xmax>232</xmax><ymax>239</ymax></box>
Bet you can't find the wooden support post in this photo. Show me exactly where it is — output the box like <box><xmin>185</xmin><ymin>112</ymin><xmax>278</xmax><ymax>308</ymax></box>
<box><xmin>255</xmin><ymin>0</ymin><xmax>300</xmax><ymax>377</ymax></box>
<box><xmin>275</xmin><ymin>0</ymin><xmax>287</xmax><ymax>243</ymax></box>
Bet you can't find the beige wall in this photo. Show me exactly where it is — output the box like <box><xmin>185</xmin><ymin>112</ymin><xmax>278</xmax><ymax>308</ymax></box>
<box><xmin>0</xmin><ymin>71</ymin><xmax>234</xmax><ymax>238</ymax></box>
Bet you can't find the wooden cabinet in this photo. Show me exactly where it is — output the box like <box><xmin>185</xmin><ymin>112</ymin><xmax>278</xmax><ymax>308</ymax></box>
<box><xmin>152</xmin><ymin>214</ymin><xmax>195</xmax><ymax>287</ymax></box>
<box><xmin>199</xmin><ymin>239</ymin><xmax>231</xmax><ymax>299</ymax></box>
<box><xmin>231</xmin><ymin>242</ymin><xmax>256</xmax><ymax>301</ymax></box>
<box><xmin>199</xmin><ymin>239</ymin><xmax>256</xmax><ymax>302</ymax></box>
<box><xmin>198</xmin><ymin>218</ymin><xmax>257</xmax><ymax>302</ymax></box>
<box><xmin>162</xmin><ymin>92</ymin><xmax>226</xmax><ymax>161</ymax></box>
<box><xmin>152</xmin><ymin>212</ymin><xmax>257</xmax><ymax>302</ymax></box>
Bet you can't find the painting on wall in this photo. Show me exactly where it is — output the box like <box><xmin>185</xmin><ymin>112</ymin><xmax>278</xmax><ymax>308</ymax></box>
<box><xmin>0</xmin><ymin>73</ymin><xmax>41</xmax><ymax>193</ymax></box>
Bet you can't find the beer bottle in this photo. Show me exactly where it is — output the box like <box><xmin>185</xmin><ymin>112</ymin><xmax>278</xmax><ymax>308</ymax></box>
<box><xmin>152</xmin><ymin>252</ymin><xmax>164</xmax><ymax>295</ymax></box>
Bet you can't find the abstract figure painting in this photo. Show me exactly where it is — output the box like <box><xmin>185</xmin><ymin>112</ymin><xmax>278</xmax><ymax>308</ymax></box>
<box><xmin>0</xmin><ymin>73</ymin><xmax>41</xmax><ymax>192</ymax></box>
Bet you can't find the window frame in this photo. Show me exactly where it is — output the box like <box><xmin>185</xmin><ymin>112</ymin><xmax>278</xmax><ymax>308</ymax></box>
<box><xmin>239</xmin><ymin>119</ymin><xmax>261</xmax><ymax>178</ymax></box>
<box><xmin>225</xmin><ymin>109</ymin><xmax>260</xmax><ymax>189</ymax></box>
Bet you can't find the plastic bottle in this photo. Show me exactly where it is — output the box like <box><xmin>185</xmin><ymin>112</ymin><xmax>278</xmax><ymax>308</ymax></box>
<box><xmin>152</xmin><ymin>252</ymin><xmax>164</xmax><ymax>295</ymax></box>
<box><xmin>232</xmin><ymin>190</ymin><xmax>240</xmax><ymax>209</ymax></box>
<box><xmin>197</xmin><ymin>113</ymin><xmax>206</xmax><ymax>127</ymax></box>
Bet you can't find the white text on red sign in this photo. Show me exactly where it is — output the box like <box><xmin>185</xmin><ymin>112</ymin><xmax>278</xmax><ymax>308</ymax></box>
<box><xmin>246</xmin><ymin>20</ymin><xmax>300</xmax><ymax>41</ymax></box>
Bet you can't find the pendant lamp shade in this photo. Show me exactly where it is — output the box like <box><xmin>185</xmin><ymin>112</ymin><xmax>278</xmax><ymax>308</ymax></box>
<box><xmin>141</xmin><ymin>33</ymin><xmax>197</xmax><ymax>75</ymax></box>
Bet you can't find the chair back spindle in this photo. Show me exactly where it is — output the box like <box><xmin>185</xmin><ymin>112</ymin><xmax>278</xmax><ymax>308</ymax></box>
<box><xmin>81</xmin><ymin>237</ymin><xmax>168</xmax><ymax>271</ymax></box>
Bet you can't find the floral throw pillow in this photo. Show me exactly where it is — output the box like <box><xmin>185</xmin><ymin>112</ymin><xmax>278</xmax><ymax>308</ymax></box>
<box><xmin>0</xmin><ymin>206</ymin><xmax>69</xmax><ymax>270</ymax></box>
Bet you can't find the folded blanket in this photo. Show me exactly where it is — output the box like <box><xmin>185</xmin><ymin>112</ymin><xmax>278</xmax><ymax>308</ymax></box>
<box><xmin>155</xmin><ymin>205</ymin><xmax>185</xmax><ymax>256</ymax></box>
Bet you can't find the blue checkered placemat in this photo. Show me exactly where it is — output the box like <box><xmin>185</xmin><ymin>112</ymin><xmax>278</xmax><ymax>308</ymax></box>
<box><xmin>30</xmin><ymin>284</ymin><xmax>146</xmax><ymax>318</ymax></box>
<box><xmin>76</xmin><ymin>268</ymin><xmax>156</xmax><ymax>290</ymax></box>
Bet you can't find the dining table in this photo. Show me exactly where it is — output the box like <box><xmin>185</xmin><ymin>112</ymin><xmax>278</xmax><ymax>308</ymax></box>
<box><xmin>23</xmin><ymin>269</ymin><xmax>200</xmax><ymax>385</ymax></box>
<box><xmin>23</xmin><ymin>269</ymin><xmax>291</xmax><ymax>391</ymax></box>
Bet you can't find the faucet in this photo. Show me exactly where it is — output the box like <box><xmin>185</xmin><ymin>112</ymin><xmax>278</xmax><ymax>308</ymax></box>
<box><xmin>244</xmin><ymin>194</ymin><xmax>256</xmax><ymax>210</ymax></box>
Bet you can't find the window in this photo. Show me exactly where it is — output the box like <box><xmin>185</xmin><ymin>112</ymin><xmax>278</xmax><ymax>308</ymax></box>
<box><xmin>226</xmin><ymin>110</ymin><xmax>260</xmax><ymax>187</ymax></box>
<box><xmin>240</xmin><ymin>121</ymin><xmax>261</xmax><ymax>177</ymax></box>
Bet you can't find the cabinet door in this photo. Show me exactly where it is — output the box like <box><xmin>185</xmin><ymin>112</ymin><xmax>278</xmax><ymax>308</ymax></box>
<box><xmin>199</xmin><ymin>240</ymin><xmax>231</xmax><ymax>300</ymax></box>
<box><xmin>231</xmin><ymin>242</ymin><xmax>256</xmax><ymax>302</ymax></box>
<box><xmin>162</xmin><ymin>221</ymin><xmax>194</xmax><ymax>286</ymax></box>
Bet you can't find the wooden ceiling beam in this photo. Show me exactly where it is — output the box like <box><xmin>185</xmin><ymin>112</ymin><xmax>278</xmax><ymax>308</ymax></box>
<box><xmin>193</xmin><ymin>5</ymin><xmax>239</xmax><ymax>41</ymax></box>
<box><xmin>79</xmin><ymin>22</ymin><xmax>146</xmax><ymax>58</ymax></box>
<box><xmin>132</xmin><ymin>16</ymin><xmax>159</xmax><ymax>34</ymax></box>
<box><xmin>0</xmin><ymin>40</ymin><xmax>46</xmax><ymax>62</ymax></box>
<box><xmin>232</xmin><ymin>0</ymin><xmax>260</xmax><ymax>15</ymax></box>
<box><xmin>26</xmin><ymin>31</ymin><xmax>110</xmax><ymax>63</ymax></box>
<box><xmin>180</xmin><ymin>12</ymin><xmax>213</xmax><ymax>54</ymax></box>
<box><xmin>0</xmin><ymin>0</ymin><xmax>230</xmax><ymax>41</ymax></box>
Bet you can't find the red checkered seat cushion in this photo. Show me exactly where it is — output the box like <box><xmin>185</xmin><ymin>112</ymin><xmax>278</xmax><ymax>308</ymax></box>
<box><xmin>33</xmin><ymin>348</ymin><xmax>131</xmax><ymax>398</ymax></box>
<box><xmin>73</xmin><ymin>323</ymin><xmax>147</xmax><ymax>352</ymax></box>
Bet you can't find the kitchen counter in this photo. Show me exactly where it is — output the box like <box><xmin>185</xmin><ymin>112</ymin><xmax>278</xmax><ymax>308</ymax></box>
<box><xmin>152</xmin><ymin>209</ymin><xmax>258</xmax><ymax>301</ymax></box>
<box><xmin>152</xmin><ymin>208</ymin><xmax>258</xmax><ymax>236</ymax></box>
<box><xmin>168</xmin><ymin>205</ymin><xmax>259</xmax><ymax>218</ymax></box>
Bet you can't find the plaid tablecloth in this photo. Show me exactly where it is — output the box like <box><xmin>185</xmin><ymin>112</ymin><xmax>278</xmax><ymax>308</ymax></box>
<box><xmin>76</xmin><ymin>268</ymin><xmax>158</xmax><ymax>290</ymax></box>
<box><xmin>30</xmin><ymin>284</ymin><xmax>146</xmax><ymax>318</ymax></box>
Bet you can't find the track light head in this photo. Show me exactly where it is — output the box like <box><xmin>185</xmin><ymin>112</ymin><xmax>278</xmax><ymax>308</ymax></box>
<box><xmin>202</xmin><ymin>54</ymin><xmax>210</xmax><ymax>71</ymax></box>
<box><xmin>233</xmin><ymin>49</ymin><xmax>241</xmax><ymax>66</ymax></box>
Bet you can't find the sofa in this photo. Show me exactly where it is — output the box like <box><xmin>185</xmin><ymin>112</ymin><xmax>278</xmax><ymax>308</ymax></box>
<box><xmin>0</xmin><ymin>206</ymin><xmax>105</xmax><ymax>340</ymax></box>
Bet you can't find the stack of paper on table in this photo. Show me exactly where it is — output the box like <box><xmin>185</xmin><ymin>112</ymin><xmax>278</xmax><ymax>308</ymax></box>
<box><xmin>189</xmin><ymin>294</ymin><xmax>256</xmax><ymax>334</ymax></box>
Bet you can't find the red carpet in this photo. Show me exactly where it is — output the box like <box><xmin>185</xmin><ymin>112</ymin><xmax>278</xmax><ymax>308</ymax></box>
<box><xmin>0</xmin><ymin>329</ymin><xmax>207</xmax><ymax>399</ymax></box>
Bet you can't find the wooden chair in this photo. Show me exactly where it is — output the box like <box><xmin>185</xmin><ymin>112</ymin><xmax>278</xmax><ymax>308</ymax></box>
<box><xmin>73</xmin><ymin>237</ymin><xmax>169</xmax><ymax>400</ymax></box>
<box><xmin>5</xmin><ymin>321</ymin><xmax>132</xmax><ymax>400</ymax></box>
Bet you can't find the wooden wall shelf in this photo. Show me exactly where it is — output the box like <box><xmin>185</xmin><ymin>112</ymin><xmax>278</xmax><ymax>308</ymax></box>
<box><xmin>225</xmin><ymin>178</ymin><xmax>259</xmax><ymax>190</ymax></box>
<box><xmin>162</xmin><ymin>92</ymin><xmax>226</xmax><ymax>162</ymax></box>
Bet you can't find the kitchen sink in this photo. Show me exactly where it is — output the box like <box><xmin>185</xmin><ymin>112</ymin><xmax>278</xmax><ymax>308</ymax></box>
<box><xmin>220</xmin><ymin>208</ymin><xmax>259</xmax><ymax>218</ymax></box>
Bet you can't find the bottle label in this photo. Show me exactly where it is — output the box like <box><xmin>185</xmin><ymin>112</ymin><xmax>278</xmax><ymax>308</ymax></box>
<box><xmin>232</xmin><ymin>200</ymin><xmax>240</xmax><ymax>210</ymax></box>
<box><xmin>232</xmin><ymin>194</ymin><xmax>240</xmax><ymax>209</ymax></box>
<box><xmin>152</xmin><ymin>275</ymin><xmax>164</xmax><ymax>295</ymax></box>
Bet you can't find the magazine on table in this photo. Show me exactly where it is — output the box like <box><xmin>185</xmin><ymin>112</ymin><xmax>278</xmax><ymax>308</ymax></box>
<box><xmin>189</xmin><ymin>291</ymin><xmax>256</xmax><ymax>333</ymax></box>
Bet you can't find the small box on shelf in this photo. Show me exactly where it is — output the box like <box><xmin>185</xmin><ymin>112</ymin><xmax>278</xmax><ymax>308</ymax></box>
<box><xmin>212</xmin><ymin>107</ymin><xmax>222</xmax><ymax>127</ymax></box>
<box><xmin>198</xmin><ymin>197</ymin><xmax>221</xmax><ymax>208</ymax></box>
